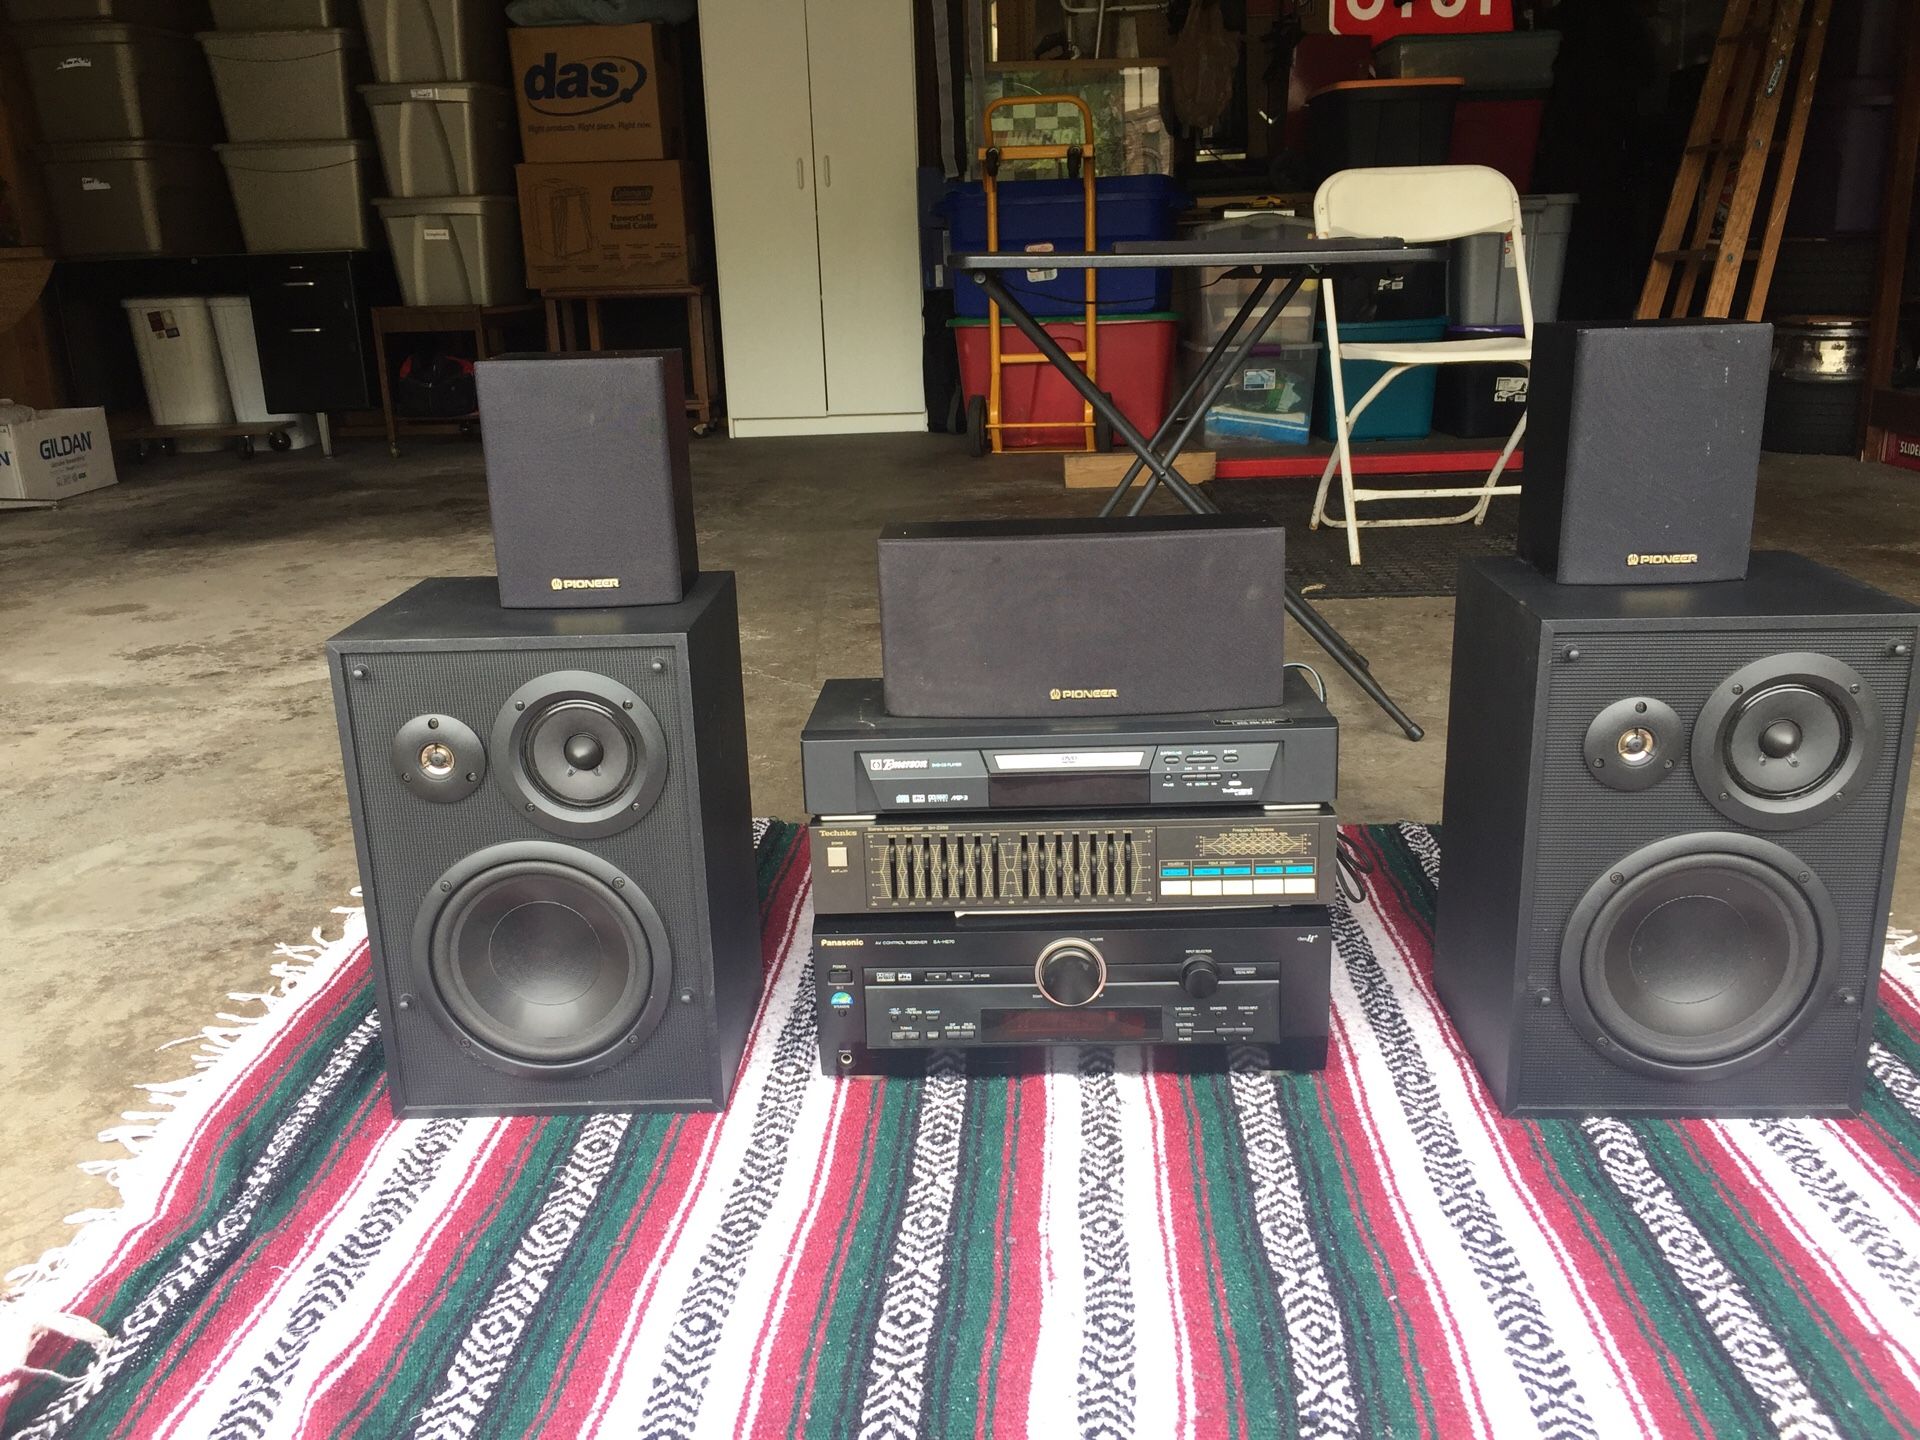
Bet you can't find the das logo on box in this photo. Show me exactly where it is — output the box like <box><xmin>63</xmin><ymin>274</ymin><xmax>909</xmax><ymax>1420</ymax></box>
<box><xmin>1308</xmin><ymin>0</ymin><xmax>1513</xmax><ymax>39</ymax></box>
<box><xmin>521</xmin><ymin>49</ymin><xmax>647</xmax><ymax>116</ymax></box>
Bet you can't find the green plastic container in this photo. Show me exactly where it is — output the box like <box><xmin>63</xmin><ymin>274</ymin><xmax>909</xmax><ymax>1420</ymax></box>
<box><xmin>1312</xmin><ymin>315</ymin><xmax>1447</xmax><ymax>442</ymax></box>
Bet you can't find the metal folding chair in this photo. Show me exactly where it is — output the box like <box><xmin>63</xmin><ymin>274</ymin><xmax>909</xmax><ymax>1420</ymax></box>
<box><xmin>1311</xmin><ymin>165</ymin><xmax>1534</xmax><ymax>566</ymax></box>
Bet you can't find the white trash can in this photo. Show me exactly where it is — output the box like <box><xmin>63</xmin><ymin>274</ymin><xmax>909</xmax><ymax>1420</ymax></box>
<box><xmin>206</xmin><ymin>295</ymin><xmax>318</xmax><ymax>449</ymax></box>
<box><xmin>122</xmin><ymin>295</ymin><xmax>233</xmax><ymax>449</ymax></box>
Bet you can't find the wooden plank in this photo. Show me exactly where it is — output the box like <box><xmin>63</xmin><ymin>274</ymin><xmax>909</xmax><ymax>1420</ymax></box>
<box><xmin>1063</xmin><ymin>450</ymin><xmax>1215</xmax><ymax>490</ymax></box>
<box><xmin>1640</xmin><ymin>0</ymin><xmax>1760</xmax><ymax>316</ymax></box>
<box><xmin>1703</xmin><ymin>0</ymin><xmax>1806</xmax><ymax>317</ymax></box>
<box><xmin>1671</xmin><ymin>13</ymin><xmax>1766</xmax><ymax>315</ymax></box>
<box><xmin>1744</xmin><ymin>0</ymin><xmax>1831</xmax><ymax>321</ymax></box>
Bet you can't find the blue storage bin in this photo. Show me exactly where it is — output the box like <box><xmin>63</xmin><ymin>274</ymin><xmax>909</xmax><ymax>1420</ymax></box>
<box><xmin>1312</xmin><ymin>315</ymin><xmax>1448</xmax><ymax>442</ymax></box>
<box><xmin>944</xmin><ymin>174</ymin><xmax>1187</xmax><ymax>317</ymax></box>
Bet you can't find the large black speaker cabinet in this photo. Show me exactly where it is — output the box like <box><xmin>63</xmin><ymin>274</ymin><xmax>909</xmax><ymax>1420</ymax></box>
<box><xmin>328</xmin><ymin>573</ymin><xmax>760</xmax><ymax>1116</ymax></box>
<box><xmin>1436</xmin><ymin>553</ymin><xmax>1920</xmax><ymax>1115</ymax></box>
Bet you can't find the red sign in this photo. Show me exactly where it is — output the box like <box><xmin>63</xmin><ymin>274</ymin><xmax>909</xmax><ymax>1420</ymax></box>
<box><xmin>1881</xmin><ymin>430</ymin><xmax>1920</xmax><ymax>473</ymax></box>
<box><xmin>1303</xmin><ymin>0</ymin><xmax>1514</xmax><ymax>40</ymax></box>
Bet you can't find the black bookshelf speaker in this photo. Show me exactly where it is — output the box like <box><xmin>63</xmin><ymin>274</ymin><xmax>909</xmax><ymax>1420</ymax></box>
<box><xmin>477</xmin><ymin>350</ymin><xmax>699</xmax><ymax>609</ymax></box>
<box><xmin>877</xmin><ymin>516</ymin><xmax>1288</xmax><ymax>718</ymax></box>
<box><xmin>328</xmin><ymin>573</ymin><xmax>760</xmax><ymax>1116</ymax></box>
<box><xmin>1435</xmin><ymin>553</ymin><xmax>1920</xmax><ymax>1116</ymax></box>
<box><xmin>1516</xmin><ymin>320</ymin><xmax>1771</xmax><ymax>586</ymax></box>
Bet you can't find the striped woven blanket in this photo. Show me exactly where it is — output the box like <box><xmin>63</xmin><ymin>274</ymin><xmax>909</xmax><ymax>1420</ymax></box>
<box><xmin>6</xmin><ymin>821</ymin><xmax>1920</xmax><ymax>1439</ymax></box>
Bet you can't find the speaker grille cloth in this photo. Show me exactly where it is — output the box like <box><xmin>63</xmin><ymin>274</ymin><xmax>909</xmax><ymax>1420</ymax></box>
<box><xmin>338</xmin><ymin>644</ymin><xmax>718</xmax><ymax>1108</ymax></box>
<box><xmin>1520</xmin><ymin>627</ymin><xmax>1909</xmax><ymax>1106</ymax></box>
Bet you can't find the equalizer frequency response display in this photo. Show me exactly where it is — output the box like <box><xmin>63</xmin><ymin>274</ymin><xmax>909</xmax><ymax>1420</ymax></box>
<box><xmin>808</xmin><ymin>808</ymin><xmax>1335</xmax><ymax>913</ymax></box>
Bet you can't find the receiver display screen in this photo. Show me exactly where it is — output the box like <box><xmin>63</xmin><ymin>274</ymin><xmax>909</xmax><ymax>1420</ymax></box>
<box><xmin>988</xmin><ymin>773</ymin><xmax>1149</xmax><ymax>808</ymax></box>
<box><xmin>981</xmin><ymin>1007</ymin><xmax>1163</xmax><ymax>1043</ymax></box>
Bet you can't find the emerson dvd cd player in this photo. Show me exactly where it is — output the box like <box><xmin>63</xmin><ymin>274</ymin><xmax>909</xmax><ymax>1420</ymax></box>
<box><xmin>800</xmin><ymin>670</ymin><xmax>1337</xmax><ymax>817</ymax></box>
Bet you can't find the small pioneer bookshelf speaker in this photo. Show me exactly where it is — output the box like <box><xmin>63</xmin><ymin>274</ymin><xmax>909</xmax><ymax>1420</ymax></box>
<box><xmin>1516</xmin><ymin>320</ymin><xmax>1771</xmax><ymax>586</ymax></box>
<box><xmin>477</xmin><ymin>350</ymin><xmax>699</xmax><ymax>609</ymax></box>
<box><xmin>1435</xmin><ymin>552</ymin><xmax>1920</xmax><ymax>1115</ymax></box>
<box><xmin>877</xmin><ymin>515</ymin><xmax>1288</xmax><ymax>718</ymax></box>
<box><xmin>328</xmin><ymin>573</ymin><xmax>760</xmax><ymax>1116</ymax></box>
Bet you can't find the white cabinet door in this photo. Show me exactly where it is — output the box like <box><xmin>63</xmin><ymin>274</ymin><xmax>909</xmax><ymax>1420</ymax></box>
<box><xmin>804</xmin><ymin>0</ymin><xmax>927</xmax><ymax>421</ymax></box>
<box><xmin>701</xmin><ymin>0</ymin><xmax>828</xmax><ymax>422</ymax></box>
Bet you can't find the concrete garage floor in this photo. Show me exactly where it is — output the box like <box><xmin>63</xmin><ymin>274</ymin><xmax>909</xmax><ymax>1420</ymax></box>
<box><xmin>2</xmin><ymin>436</ymin><xmax>1918</xmax><ymax>1277</ymax></box>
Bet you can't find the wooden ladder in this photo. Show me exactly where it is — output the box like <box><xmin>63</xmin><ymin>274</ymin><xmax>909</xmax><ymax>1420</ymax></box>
<box><xmin>1638</xmin><ymin>0</ymin><xmax>1833</xmax><ymax>321</ymax></box>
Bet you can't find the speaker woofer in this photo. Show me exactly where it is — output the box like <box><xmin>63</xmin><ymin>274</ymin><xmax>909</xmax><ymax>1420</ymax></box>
<box><xmin>412</xmin><ymin>841</ymin><xmax>672</xmax><ymax>1077</ymax></box>
<box><xmin>1694</xmin><ymin>653</ymin><xmax>1878</xmax><ymax>830</ymax></box>
<box><xmin>494</xmin><ymin>671</ymin><xmax>668</xmax><ymax>838</ymax></box>
<box><xmin>1560</xmin><ymin>833</ymin><xmax>1835</xmax><ymax>1081</ymax></box>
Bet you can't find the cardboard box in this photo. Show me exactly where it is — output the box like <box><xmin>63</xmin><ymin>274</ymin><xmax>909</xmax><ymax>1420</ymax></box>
<box><xmin>1303</xmin><ymin>0</ymin><xmax>1512</xmax><ymax>40</ymax></box>
<box><xmin>509</xmin><ymin>23</ymin><xmax>683</xmax><ymax>163</ymax></box>
<box><xmin>517</xmin><ymin>159</ymin><xmax>700</xmax><ymax>290</ymax></box>
<box><xmin>0</xmin><ymin>406</ymin><xmax>116</xmax><ymax>502</ymax></box>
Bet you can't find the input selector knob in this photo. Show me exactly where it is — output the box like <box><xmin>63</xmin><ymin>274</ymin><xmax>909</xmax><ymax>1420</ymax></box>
<box><xmin>1180</xmin><ymin>956</ymin><xmax>1221</xmax><ymax>998</ymax></box>
<box><xmin>1036</xmin><ymin>939</ymin><xmax>1105</xmax><ymax>1007</ymax></box>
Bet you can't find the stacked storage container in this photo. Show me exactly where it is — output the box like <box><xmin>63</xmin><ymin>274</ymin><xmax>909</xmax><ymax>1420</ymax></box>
<box><xmin>10</xmin><ymin>0</ymin><xmax>239</xmax><ymax>256</ymax></box>
<box><xmin>202</xmin><ymin>0</ymin><xmax>376</xmax><ymax>252</ymax></box>
<box><xmin>367</xmin><ymin>0</ymin><xmax>522</xmax><ymax>306</ymax></box>
<box><xmin>1177</xmin><ymin>213</ymin><xmax>1320</xmax><ymax>448</ymax></box>
<box><xmin>1373</xmin><ymin>31</ymin><xmax>1560</xmax><ymax>193</ymax></box>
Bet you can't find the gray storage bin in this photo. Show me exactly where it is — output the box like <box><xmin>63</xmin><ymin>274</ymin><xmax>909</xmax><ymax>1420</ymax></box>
<box><xmin>42</xmin><ymin>140</ymin><xmax>239</xmax><ymax>255</ymax></box>
<box><xmin>1450</xmin><ymin>193</ymin><xmax>1577</xmax><ymax>327</ymax></box>
<box><xmin>218</xmin><ymin>140</ymin><xmax>378</xmax><ymax>251</ymax></box>
<box><xmin>357</xmin><ymin>0</ymin><xmax>506</xmax><ymax>83</ymax></box>
<box><xmin>360</xmin><ymin>82</ymin><xmax>513</xmax><ymax>197</ymax></box>
<box><xmin>16</xmin><ymin>23</ymin><xmax>220</xmax><ymax>143</ymax></box>
<box><xmin>1373</xmin><ymin>32</ymin><xmax>1561</xmax><ymax>92</ymax></box>
<box><xmin>1177</xmin><ymin>212</ymin><xmax>1320</xmax><ymax>349</ymax></box>
<box><xmin>4</xmin><ymin>0</ymin><xmax>208</xmax><ymax>22</ymax></box>
<box><xmin>210</xmin><ymin>0</ymin><xmax>355</xmax><ymax>26</ymax></box>
<box><xmin>199</xmin><ymin>28</ymin><xmax>370</xmax><ymax>142</ymax></box>
<box><xmin>374</xmin><ymin>194</ymin><xmax>523</xmax><ymax>305</ymax></box>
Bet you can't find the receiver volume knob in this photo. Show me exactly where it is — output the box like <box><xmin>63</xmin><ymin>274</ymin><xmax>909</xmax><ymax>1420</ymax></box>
<box><xmin>1180</xmin><ymin>956</ymin><xmax>1221</xmax><ymax>998</ymax></box>
<box><xmin>1035</xmin><ymin>938</ymin><xmax>1106</xmax><ymax>1007</ymax></box>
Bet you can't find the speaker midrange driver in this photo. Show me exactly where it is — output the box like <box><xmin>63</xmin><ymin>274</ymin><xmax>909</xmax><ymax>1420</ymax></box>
<box><xmin>493</xmin><ymin>670</ymin><xmax>668</xmax><ymax>837</ymax></box>
<box><xmin>1694</xmin><ymin>652</ymin><xmax>1877</xmax><ymax>830</ymax></box>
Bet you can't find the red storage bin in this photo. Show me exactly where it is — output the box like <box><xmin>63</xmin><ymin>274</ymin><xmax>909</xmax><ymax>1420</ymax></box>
<box><xmin>1448</xmin><ymin>95</ymin><xmax>1545</xmax><ymax>192</ymax></box>
<box><xmin>951</xmin><ymin>312</ymin><xmax>1175</xmax><ymax>450</ymax></box>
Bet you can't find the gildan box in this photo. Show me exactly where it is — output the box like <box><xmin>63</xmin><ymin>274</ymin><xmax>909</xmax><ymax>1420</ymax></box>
<box><xmin>517</xmin><ymin>159</ymin><xmax>699</xmax><ymax>289</ymax></box>
<box><xmin>509</xmin><ymin>23</ymin><xmax>683</xmax><ymax>162</ymax></box>
<box><xmin>1303</xmin><ymin>0</ymin><xmax>1511</xmax><ymax>38</ymax></box>
<box><xmin>0</xmin><ymin>408</ymin><xmax>117</xmax><ymax>502</ymax></box>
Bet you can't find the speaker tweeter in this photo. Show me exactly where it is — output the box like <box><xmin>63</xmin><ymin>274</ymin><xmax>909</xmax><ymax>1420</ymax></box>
<box><xmin>1583</xmin><ymin>697</ymin><xmax>1681</xmax><ymax>791</ymax></box>
<box><xmin>392</xmin><ymin>714</ymin><xmax>486</xmax><ymax>802</ymax></box>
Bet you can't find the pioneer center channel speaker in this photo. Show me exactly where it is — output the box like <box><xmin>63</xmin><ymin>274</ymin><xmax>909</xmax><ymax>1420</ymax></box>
<box><xmin>1516</xmin><ymin>320</ymin><xmax>1771</xmax><ymax>586</ymax></box>
<box><xmin>328</xmin><ymin>573</ymin><xmax>760</xmax><ymax>1116</ymax></box>
<box><xmin>477</xmin><ymin>350</ymin><xmax>698</xmax><ymax>609</ymax></box>
<box><xmin>1435</xmin><ymin>553</ymin><xmax>1920</xmax><ymax>1115</ymax></box>
<box><xmin>877</xmin><ymin>516</ymin><xmax>1287</xmax><ymax>718</ymax></box>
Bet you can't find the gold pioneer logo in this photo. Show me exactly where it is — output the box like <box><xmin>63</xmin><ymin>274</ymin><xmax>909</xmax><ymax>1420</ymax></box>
<box><xmin>1050</xmin><ymin>687</ymin><xmax>1120</xmax><ymax>701</ymax></box>
<box><xmin>1626</xmin><ymin>553</ymin><xmax>1698</xmax><ymax>567</ymax></box>
<box><xmin>818</xmin><ymin>937</ymin><xmax>866</xmax><ymax>948</ymax></box>
<box><xmin>551</xmin><ymin>576</ymin><xmax>621</xmax><ymax>591</ymax></box>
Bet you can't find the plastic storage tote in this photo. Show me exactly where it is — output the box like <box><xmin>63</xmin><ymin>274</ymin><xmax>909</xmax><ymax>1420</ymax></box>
<box><xmin>1450</xmin><ymin>192</ymin><xmax>1577</xmax><ymax>327</ymax></box>
<box><xmin>1372</xmin><ymin>31</ymin><xmax>1561</xmax><ymax>90</ymax></box>
<box><xmin>218</xmin><ymin>140</ymin><xmax>378</xmax><ymax>251</ymax></box>
<box><xmin>16</xmin><ymin>23</ymin><xmax>221</xmax><ymax>143</ymax></box>
<box><xmin>1313</xmin><ymin>315</ymin><xmax>1448</xmax><ymax>442</ymax></box>
<box><xmin>1449</xmin><ymin>96</ymin><xmax>1547</xmax><ymax>193</ymax></box>
<box><xmin>360</xmin><ymin>82</ymin><xmax>513</xmax><ymax>197</ymax></box>
<box><xmin>1182</xmin><ymin>340</ymin><xmax>1317</xmax><ymax>448</ymax></box>
<box><xmin>1306</xmin><ymin>78</ymin><xmax>1460</xmax><ymax>183</ymax></box>
<box><xmin>375</xmin><ymin>195</ymin><xmax>524</xmax><ymax>306</ymax></box>
<box><xmin>1177</xmin><ymin>212</ymin><xmax>1320</xmax><ymax>349</ymax></box>
<box><xmin>211</xmin><ymin>0</ymin><xmax>354</xmax><ymax>25</ymax></box>
<box><xmin>944</xmin><ymin>175</ymin><xmax>1187</xmax><ymax>318</ymax></box>
<box><xmin>1329</xmin><ymin>258</ymin><xmax>1447</xmax><ymax>324</ymax></box>
<box><xmin>357</xmin><ymin>0</ymin><xmax>507</xmax><ymax>84</ymax></box>
<box><xmin>42</xmin><ymin>141</ymin><xmax>239</xmax><ymax>255</ymax></box>
<box><xmin>122</xmin><ymin>295</ymin><xmax>233</xmax><ymax>426</ymax></box>
<box><xmin>4</xmin><ymin>0</ymin><xmax>208</xmax><ymax>21</ymax></box>
<box><xmin>199</xmin><ymin>28</ymin><xmax>370</xmax><ymax>142</ymax></box>
<box><xmin>206</xmin><ymin>295</ymin><xmax>319</xmax><ymax>446</ymax></box>
<box><xmin>951</xmin><ymin>312</ymin><xmax>1175</xmax><ymax>450</ymax></box>
<box><xmin>1432</xmin><ymin>324</ymin><xmax>1528</xmax><ymax>438</ymax></box>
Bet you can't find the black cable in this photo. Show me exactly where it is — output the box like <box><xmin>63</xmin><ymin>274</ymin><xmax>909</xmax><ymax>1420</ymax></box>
<box><xmin>1335</xmin><ymin>831</ymin><xmax>1373</xmax><ymax>906</ymax></box>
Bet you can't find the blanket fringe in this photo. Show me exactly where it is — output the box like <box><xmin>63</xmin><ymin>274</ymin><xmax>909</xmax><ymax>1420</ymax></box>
<box><xmin>2</xmin><ymin>893</ymin><xmax>365</xmax><ymax>1306</ymax></box>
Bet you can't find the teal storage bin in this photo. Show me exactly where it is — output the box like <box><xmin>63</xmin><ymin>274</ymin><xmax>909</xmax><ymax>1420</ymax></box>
<box><xmin>1313</xmin><ymin>315</ymin><xmax>1447</xmax><ymax>441</ymax></box>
